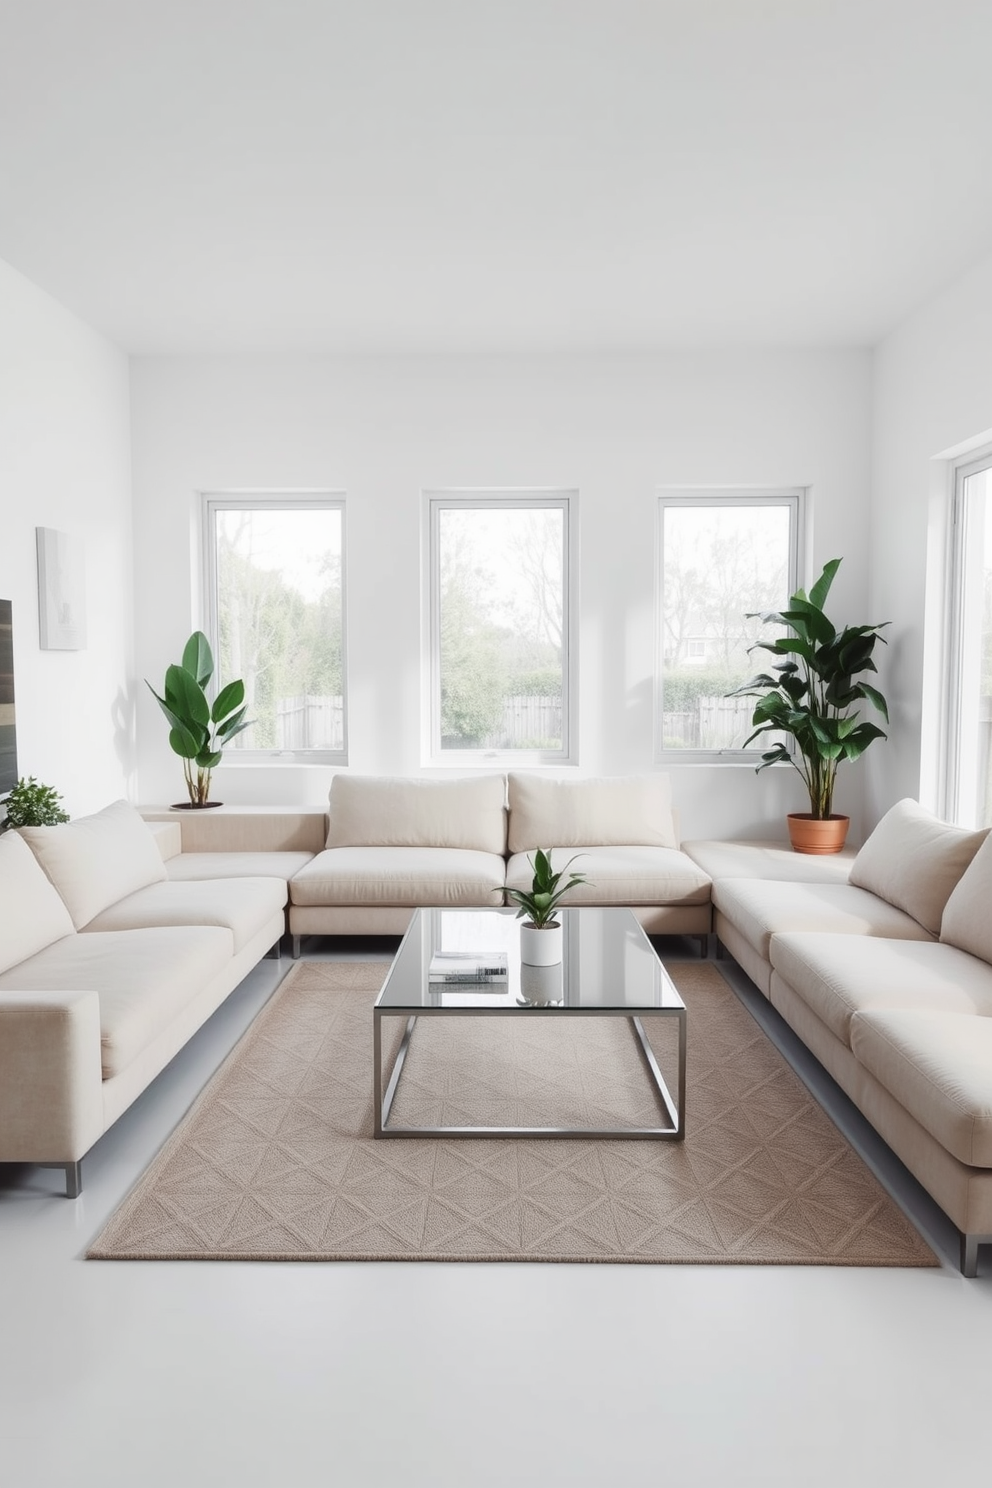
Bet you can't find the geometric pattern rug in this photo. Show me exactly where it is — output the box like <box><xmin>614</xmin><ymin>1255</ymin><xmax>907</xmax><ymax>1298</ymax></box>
<box><xmin>88</xmin><ymin>960</ymin><xmax>937</xmax><ymax>1266</ymax></box>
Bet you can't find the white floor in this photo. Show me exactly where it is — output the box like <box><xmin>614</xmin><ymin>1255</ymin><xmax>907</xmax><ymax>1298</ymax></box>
<box><xmin>2</xmin><ymin>938</ymin><xmax>990</xmax><ymax>1488</ymax></box>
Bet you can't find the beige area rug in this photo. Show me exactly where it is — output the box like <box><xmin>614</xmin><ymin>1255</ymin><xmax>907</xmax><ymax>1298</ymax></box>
<box><xmin>89</xmin><ymin>960</ymin><xmax>937</xmax><ymax>1265</ymax></box>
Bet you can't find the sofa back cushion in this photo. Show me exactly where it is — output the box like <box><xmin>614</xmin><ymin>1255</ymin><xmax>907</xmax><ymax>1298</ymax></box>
<box><xmin>0</xmin><ymin>830</ymin><xmax>75</xmax><ymax>973</ymax></box>
<box><xmin>507</xmin><ymin>772</ymin><xmax>677</xmax><ymax>854</ymax></box>
<box><xmin>940</xmin><ymin>832</ymin><xmax>992</xmax><ymax>963</ymax></box>
<box><xmin>849</xmin><ymin>798</ymin><xmax>987</xmax><ymax>935</ymax></box>
<box><xmin>325</xmin><ymin>774</ymin><xmax>507</xmax><ymax>854</ymax></box>
<box><xmin>20</xmin><ymin>799</ymin><xmax>167</xmax><ymax>930</ymax></box>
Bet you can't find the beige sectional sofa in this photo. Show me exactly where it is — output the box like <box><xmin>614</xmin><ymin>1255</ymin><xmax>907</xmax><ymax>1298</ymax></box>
<box><xmin>288</xmin><ymin>772</ymin><xmax>713</xmax><ymax>951</ymax></box>
<box><xmin>0</xmin><ymin>801</ymin><xmax>287</xmax><ymax>1197</ymax></box>
<box><xmin>684</xmin><ymin>801</ymin><xmax>992</xmax><ymax>1275</ymax></box>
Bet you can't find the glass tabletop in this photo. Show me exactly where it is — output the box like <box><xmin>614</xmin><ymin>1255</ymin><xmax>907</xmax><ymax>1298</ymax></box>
<box><xmin>375</xmin><ymin>907</ymin><xmax>685</xmax><ymax>1012</ymax></box>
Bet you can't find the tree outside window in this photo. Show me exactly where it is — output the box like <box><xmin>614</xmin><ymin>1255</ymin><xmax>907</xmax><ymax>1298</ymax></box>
<box><xmin>206</xmin><ymin>498</ymin><xmax>346</xmax><ymax>759</ymax></box>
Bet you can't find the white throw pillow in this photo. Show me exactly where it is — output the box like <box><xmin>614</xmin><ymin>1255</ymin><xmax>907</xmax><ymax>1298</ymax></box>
<box><xmin>849</xmin><ymin>798</ymin><xmax>987</xmax><ymax>935</ymax></box>
<box><xmin>0</xmin><ymin>830</ymin><xmax>75</xmax><ymax>973</ymax></box>
<box><xmin>507</xmin><ymin>773</ymin><xmax>677</xmax><ymax>854</ymax></box>
<box><xmin>20</xmin><ymin>799</ymin><xmax>167</xmax><ymax>930</ymax></box>
<box><xmin>940</xmin><ymin>831</ymin><xmax>992</xmax><ymax>963</ymax></box>
<box><xmin>325</xmin><ymin>774</ymin><xmax>507</xmax><ymax>855</ymax></box>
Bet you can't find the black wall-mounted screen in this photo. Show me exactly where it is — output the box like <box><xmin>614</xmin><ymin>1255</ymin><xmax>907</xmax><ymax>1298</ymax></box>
<box><xmin>0</xmin><ymin>600</ymin><xmax>17</xmax><ymax>798</ymax></box>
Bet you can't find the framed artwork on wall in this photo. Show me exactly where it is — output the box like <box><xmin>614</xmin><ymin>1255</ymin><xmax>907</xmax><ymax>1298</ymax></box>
<box><xmin>36</xmin><ymin>526</ymin><xmax>87</xmax><ymax>651</ymax></box>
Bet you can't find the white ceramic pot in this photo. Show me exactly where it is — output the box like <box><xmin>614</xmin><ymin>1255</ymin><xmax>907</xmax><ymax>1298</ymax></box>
<box><xmin>519</xmin><ymin>921</ymin><xmax>563</xmax><ymax>966</ymax></box>
<box><xmin>519</xmin><ymin>960</ymin><xmax>564</xmax><ymax>1006</ymax></box>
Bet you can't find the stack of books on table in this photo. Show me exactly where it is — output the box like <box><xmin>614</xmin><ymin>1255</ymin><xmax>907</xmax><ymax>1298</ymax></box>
<box><xmin>428</xmin><ymin>952</ymin><xmax>509</xmax><ymax>991</ymax></box>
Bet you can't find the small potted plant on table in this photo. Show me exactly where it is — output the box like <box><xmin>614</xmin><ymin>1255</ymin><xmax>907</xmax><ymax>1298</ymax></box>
<box><xmin>506</xmin><ymin>848</ymin><xmax>588</xmax><ymax>964</ymax></box>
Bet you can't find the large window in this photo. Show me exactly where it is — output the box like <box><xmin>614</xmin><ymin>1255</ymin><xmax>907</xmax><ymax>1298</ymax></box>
<box><xmin>657</xmin><ymin>489</ymin><xmax>803</xmax><ymax>758</ymax></box>
<box><xmin>947</xmin><ymin>457</ymin><xmax>992</xmax><ymax>828</ymax></box>
<box><xmin>425</xmin><ymin>491</ymin><xmax>577</xmax><ymax>764</ymax></box>
<box><xmin>204</xmin><ymin>495</ymin><xmax>346</xmax><ymax>762</ymax></box>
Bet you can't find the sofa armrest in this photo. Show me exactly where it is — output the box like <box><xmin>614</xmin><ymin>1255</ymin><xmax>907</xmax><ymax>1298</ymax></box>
<box><xmin>0</xmin><ymin>990</ymin><xmax>105</xmax><ymax>1163</ymax></box>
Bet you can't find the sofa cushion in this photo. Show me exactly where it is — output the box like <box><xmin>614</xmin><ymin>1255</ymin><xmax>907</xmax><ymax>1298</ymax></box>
<box><xmin>325</xmin><ymin>774</ymin><xmax>506</xmax><ymax>854</ymax></box>
<box><xmin>165</xmin><ymin>851</ymin><xmax>314</xmax><ymax>883</ymax></box>
<box><xmin>20</xmin><ymin>800</ymin><xmax>167</xmax><ymax>930</ymax></box>
<box><xmin>507</xmin><ymin>773</ymin><xmax>676</xmax><ymax>854</ymax></box>
<box><xmin>715</xmin><ymin>880</ymin><xmax>934</xmax><ymax>963</ymax></box>
<box><xmin>769</xmin><ymin>932</ymin><xmax>992</xmax><ymax>1048</ymax></box>
<box><xmin>290</xmin><ymin>846</ymin><xmax>506</xmax><ymax>907</ymax></box>
<box><xmin>940</xmin><ymin>831</ymin><xmax>992</xmax><ymax>963</ymax></box>
<box><xmin>84</xmin><ymin>877</ymin><xmax>287</xmax><ymax>953</ymax></box>
<box><xmin>682</xmin><ymin>839</ymin><xmax>854</xmax><ymax>884</ymax></box>
<box><xmin>0</xmin><ymin>926</ymin><xmax>234</xmax><ymax>1079</ymax></box>
<box><xmin>848</xmin><ymin>798</ymin><xmax>987</xmax><ymax>935</ymax></box>
<box><xmin>0</xmin><ymin>831</ymin><xmax>75</xmax><ymax>974</ymax></box>
<box><xmin>851</xmin><ymin>1009</ymin><xmax>992</xmax><ymax>1168</ymax></box>
<box><xmin>505</xmin><ymin>846</ymin><xmax>710</xmax><ymax>906</ymax></box>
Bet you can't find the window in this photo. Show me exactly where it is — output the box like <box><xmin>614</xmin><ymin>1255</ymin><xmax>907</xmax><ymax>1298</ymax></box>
<box><xmin>657</xmin><ymin>489</ymin><xmax>803</xmax><ymax>758</ymax></box>
<box><xmin>425</xmin><ymin>490</ymin><xmax>577</xmax><ymax>764</ymax></box>
<box><xmin>204</xmin><ymin>495</ymin><xmax>346</xmax><ymax>762</ymax></box>
<box><xmin>947</xmin><ymin>457</ymin><xmax>992</xmax><ymax>828</ymax></box>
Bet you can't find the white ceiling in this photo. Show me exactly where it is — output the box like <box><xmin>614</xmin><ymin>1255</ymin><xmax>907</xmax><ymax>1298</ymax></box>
<box><xmin>2</xmin><ymin>0</ymin><xmax>992</xmax><ymax>355</ymax></box>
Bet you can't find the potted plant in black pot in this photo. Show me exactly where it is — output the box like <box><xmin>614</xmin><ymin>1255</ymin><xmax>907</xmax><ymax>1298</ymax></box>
<box><xmin>506</xmin><ymin>848</ymin><xmax>588</xmax><ymax>964</ymax></box>
<box><xmin>146</xmin><ymin>631</ymin><xmax>252</xmax><ymax>808</ymax></box>
<box><xmin>728</xmin><ymin>558</ymin><xmax>890</xmax><ymax>853</ymax></box>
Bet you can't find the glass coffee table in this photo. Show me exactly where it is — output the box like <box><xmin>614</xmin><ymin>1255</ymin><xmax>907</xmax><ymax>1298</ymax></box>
<box><xmin>373</xmin><ymin>906</ymin><xmax>686</xmax><ymax>1140</ymax></box>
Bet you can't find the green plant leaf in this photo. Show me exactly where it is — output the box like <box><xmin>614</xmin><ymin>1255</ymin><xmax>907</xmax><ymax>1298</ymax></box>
<box><xmin>808</xmin><ymin>558</ymin><xmax>841</xmax><ymax>611</ymax></box>
<box><xmin>164</xmin><ymin>664</ymin><xmax>210</xmax><ymax>728</ymax></box>
<box><xmin>168</xmin><ymin>723</ymin><xmax>202</xmax><ymax>758</ymax></box>
<box><xmin>194</xmin><ymin>749</ymin><xmax>223</xmax><ymax>770</ymax></box>
<box><xmin>212</xmin><ymin>679</ymin><xmax>245</xmax><ymax>723</ymax></box>
<box><xmin>182</xmin><ymin>631</ymin><xmax>214</xmax><ymax>688</ymax></box>
<box><xmin>858</xmin><ymin>682</ymin><xmax>889</xmax><ymax>721</ymax></box>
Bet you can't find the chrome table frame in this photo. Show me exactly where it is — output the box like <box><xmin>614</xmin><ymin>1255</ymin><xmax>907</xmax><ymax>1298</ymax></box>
<box><xmin>373</xmin><ymin>911</ymin><xmax>686</xmax><ymax>1141</ymax></box>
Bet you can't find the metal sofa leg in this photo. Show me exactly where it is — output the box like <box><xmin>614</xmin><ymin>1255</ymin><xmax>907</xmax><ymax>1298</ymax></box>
<box><xmin>291</xmin><ymin>934</ymin><xmax>301</xmax><ymax>960</ymax></box>
<box><xmin>961</xmin><ymin>1232</ymin><xmax>980</xmax><ymax>1277</ymax></box>
<box><xmin>39</xmin><ymin>1161</ymin><xmax>82</xmax><ymax>1197</ymax></box>
<box><xmin>265</xmin><ymin>937</ymin><xmax>282</xmax><ymax>960</ymax></box>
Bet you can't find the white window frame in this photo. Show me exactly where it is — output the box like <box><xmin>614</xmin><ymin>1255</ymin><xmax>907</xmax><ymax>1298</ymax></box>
<box><xmin>944</xmin><ymin>450</ymin><xmax>992</xmax><ymax>826</ymax></box>
<box><xmin>423</xmin><ymin>489</ymin><xmax>579</xmax><ymax>767</ymax></box>
<box><xmin>203</xmin><ymin>491</ymin><xmax>348</xmax><ymax>765</ymax></box>
<box><xmin>655</xmin><ymin>487</ymin><xmax>805</xmax><ymax>763</ymax></box>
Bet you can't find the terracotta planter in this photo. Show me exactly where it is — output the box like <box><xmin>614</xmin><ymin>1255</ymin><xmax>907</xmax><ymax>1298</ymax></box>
<box><xmin>787</xmin><ymin>813</ymin><xmax>850</xmax><ymax>855</ymax></box>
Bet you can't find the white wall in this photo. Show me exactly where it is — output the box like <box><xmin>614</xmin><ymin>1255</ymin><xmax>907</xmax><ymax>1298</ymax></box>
<box><xmin>130</xmin><ymin>350</ymin><xmax>872</xmax><ymax>839</ymax></box>
<box><xmin>870</xmin><ymin>250</ymin><xmax>992</xmax><ymax>821</ymax></box>
<box><xmin>0</xmin><ymin>258</ymin><xmax>133</xmax><ymax>816</ymax></box>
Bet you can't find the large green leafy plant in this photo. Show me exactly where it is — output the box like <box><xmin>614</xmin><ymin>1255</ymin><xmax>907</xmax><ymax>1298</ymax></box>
<box><xmin>729</xmin><ymin>559</ymin><xmax>889</xmax><ymax>820</ymax></box>
<box><xmin>505</xmin><ymin>848</ymin><xmax>588</xmax><ymax>929</ymax></box>
<box><xmin>147</xmin><ymin>632</ymin><xmax>251</xmax><ymax>807</ymax></box>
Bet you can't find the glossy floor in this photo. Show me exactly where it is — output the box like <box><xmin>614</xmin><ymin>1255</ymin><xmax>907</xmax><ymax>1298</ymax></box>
<box><xmin>1</xmin><ymin>939</ymin><xmax>989</xmax><ymax>1488</ymax></box>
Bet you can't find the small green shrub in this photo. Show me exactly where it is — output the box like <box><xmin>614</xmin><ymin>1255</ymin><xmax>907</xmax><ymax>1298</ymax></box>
<box><xmin>3</xmin><ymin>776</ymin><xmax>70</xmax><ymax>829</ymax></box>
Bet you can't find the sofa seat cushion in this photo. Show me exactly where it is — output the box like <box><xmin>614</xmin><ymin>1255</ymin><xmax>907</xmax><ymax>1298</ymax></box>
<box><xmin>505</xmin><ymin>847</ymin><xmax>711</xmax><ymax>906</ymax></box>
<box><xmin>326</xmin><ymin>774</ymin><xmax>507</xmax><ymax>854</ymax></box>
<box><xmin>165</xmin><ymin>852</ymin><xmax>314</xmax><ymax>883</ymax></box>
<box><xmin>20</xmin><ymin>800</ymin><xmax>167</xmax><ymax>929</ymax></box>
<box><xmin>0</xmin><ymin>926</ymin><xmax>234</xmax><ymax>1078</ymax></box>
<box><xmin>0</xmin><ymin>831</ymin><xmax>75</xmax><ymax>974</ymax></box>
<box><xmin>851</xmin><ymin>1009</ymin><xmax>992</xmax><ymax>1168</ymax></box>
<box><xmin>84</xmin><ymin>878</ymin><xmax>287</xmax><ymax>953</ymax></box>
<box><xmin>716</xmin><ymin>880</ymin><xmax>934</xmax><ymax>962</ymax></box>
<box><xmin>849</xmin><ymin>798</ymin><xmax>987</xmax><ymax>935</ymax></box>
<box><xmin>289</xmin><ymin>847</ymin><xmax>506</xmax><ymax>907</ymax></box>
<box><xmin>681</xmin><ymin>839</ymin><xmax>855</xmax><ymax>884</ymax></box>
<box><xmin>769</xmin><ymin>933</ymin><xmax>992</xmax><ymax>1049</ymax></box>
<box><xmin>507</xmin><ymin>773</ymin><xmax>677</xmax><ymax>854</ymax></box>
